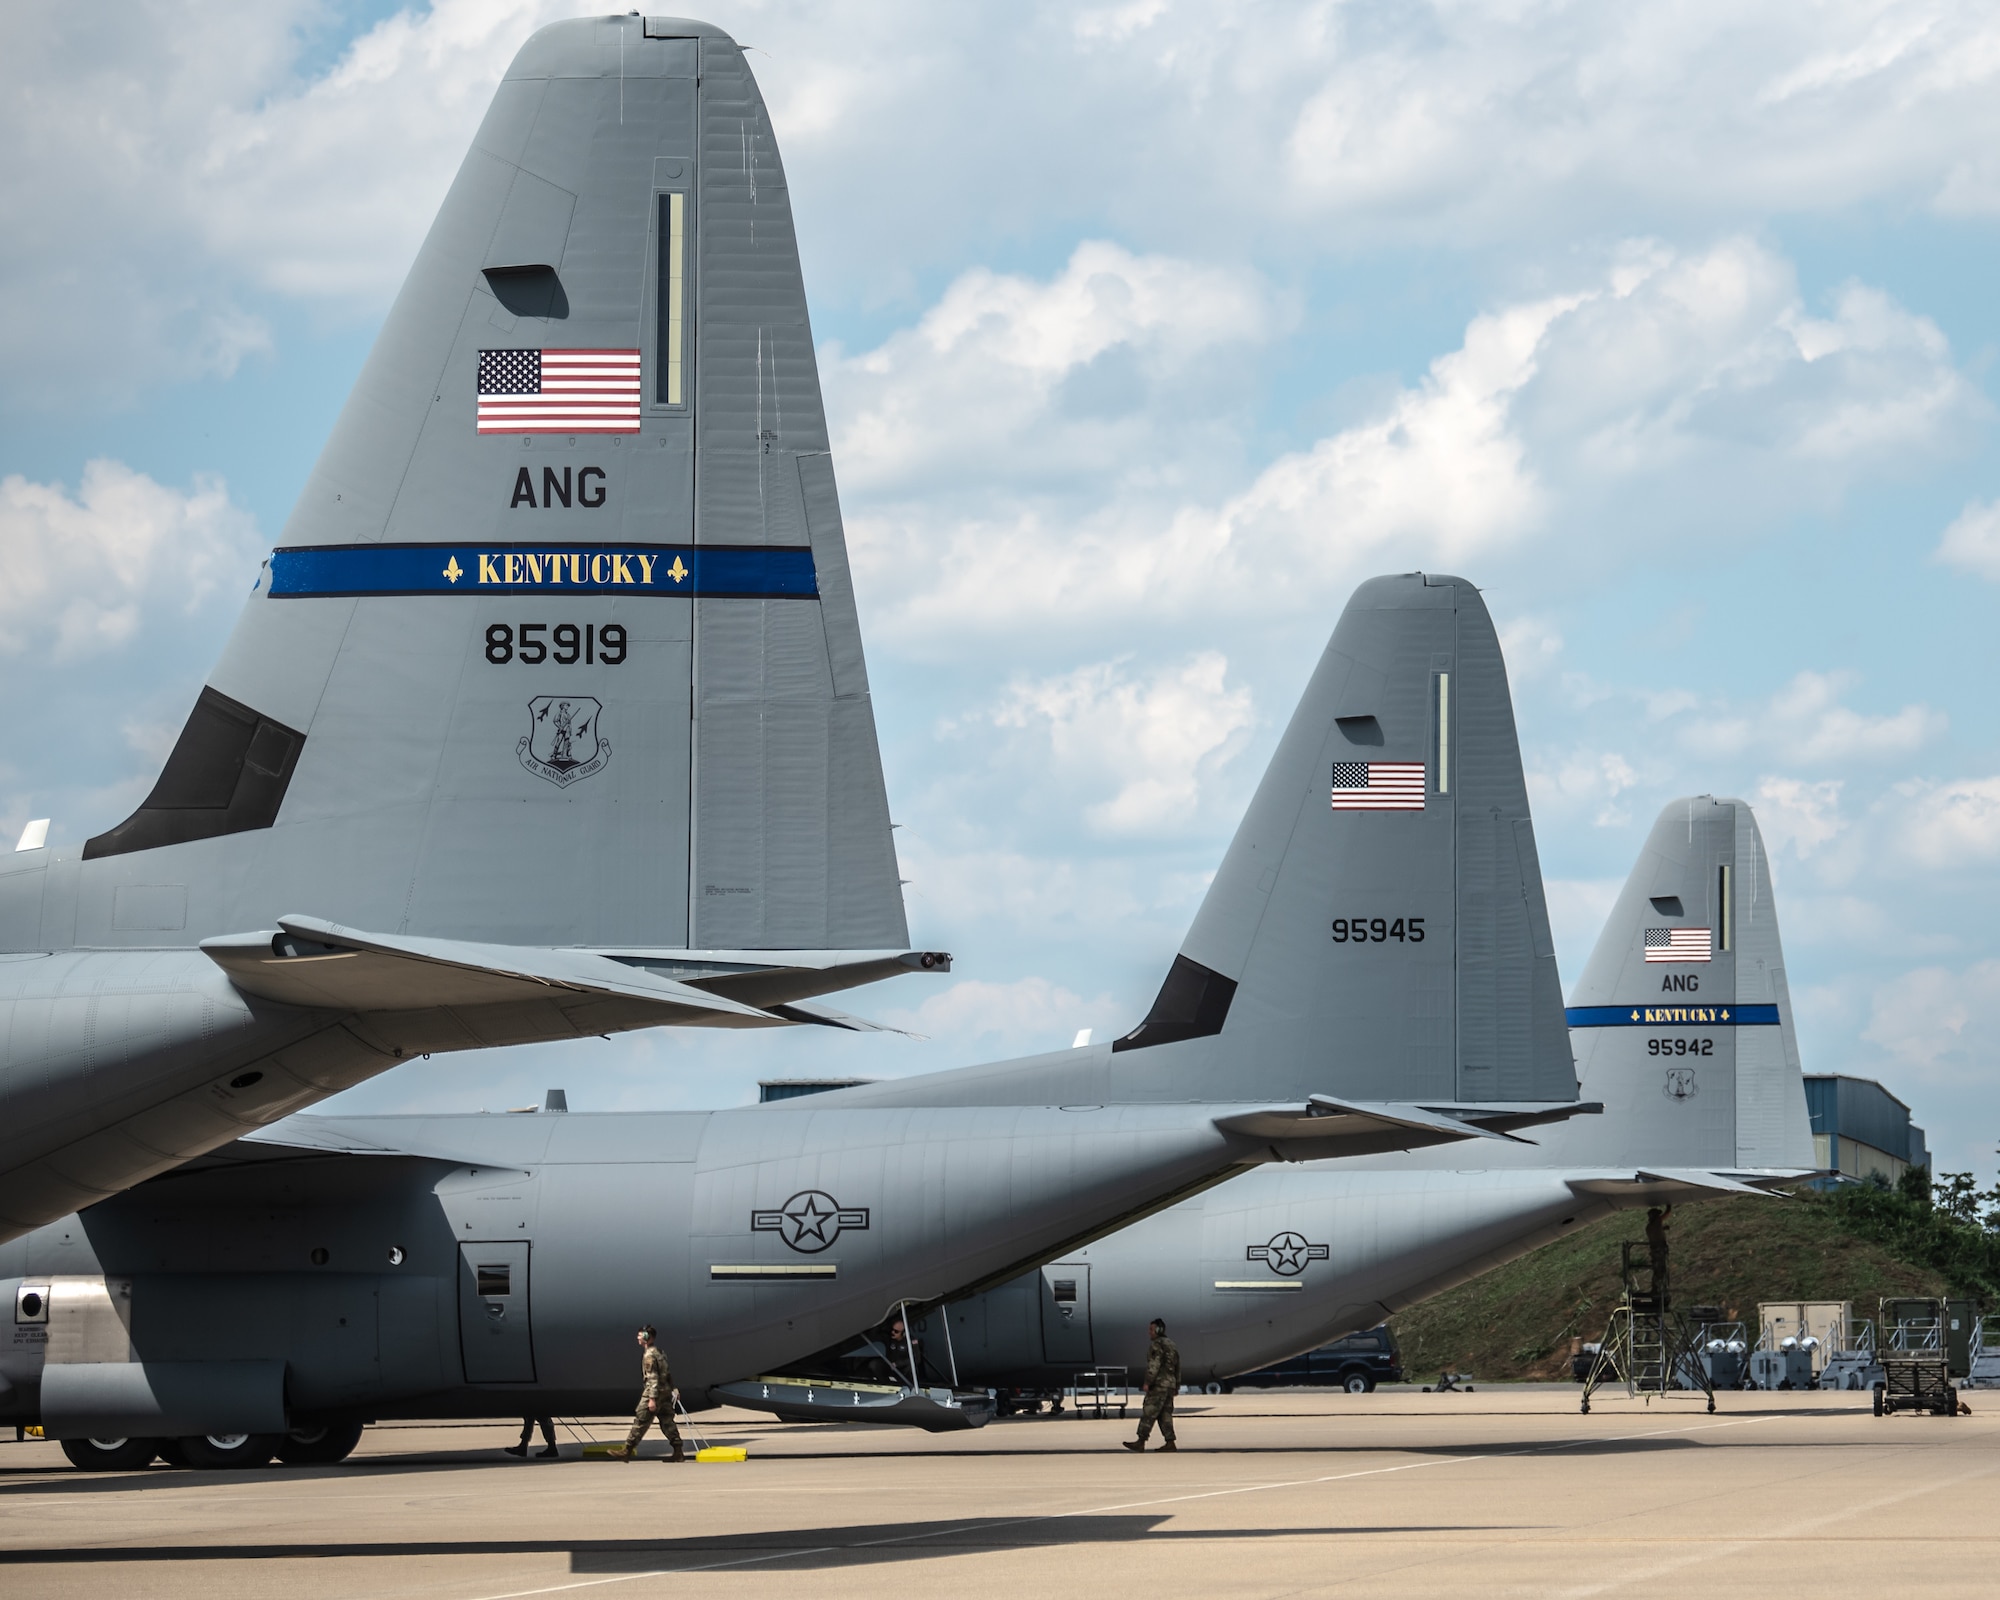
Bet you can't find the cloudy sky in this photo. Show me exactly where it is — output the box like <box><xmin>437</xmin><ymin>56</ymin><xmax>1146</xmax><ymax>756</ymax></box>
<box><xmin>5</xmin><ymin>1</ymin><xmax>2000</xmax><ymax>1179</ymax></box>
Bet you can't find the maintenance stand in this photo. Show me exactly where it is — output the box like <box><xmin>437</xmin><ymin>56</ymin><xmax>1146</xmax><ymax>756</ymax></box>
<box><xmin>1581</xmin><ymin>1239</ymin><xmax>1715</xmax><ymax>1413</ymax></box>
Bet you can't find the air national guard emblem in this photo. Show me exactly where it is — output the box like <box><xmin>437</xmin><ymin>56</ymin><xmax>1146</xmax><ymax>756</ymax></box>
<box><xmin>1663</xmin><ymin>1066</ymin><xmax>1699</xmax><ymax>1102</ymax></box>
<box><xmin>518</xmin><ymin>696</ymin><xmax>610</xmax><ymax>786</ymax></box>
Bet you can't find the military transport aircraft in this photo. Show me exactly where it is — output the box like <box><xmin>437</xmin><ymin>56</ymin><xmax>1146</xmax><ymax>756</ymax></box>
<box><xmin>861</xmin><ymin>796</ymin><xmax>1816</xmax><ymax>1410</ymax></box>
<box><xmin>0</xmin><ymin>555</ymin><xmax>1590</xmax><ymax>1467</ymax></box>
<box><xmin>0</xmin><ymin>15</ymin><xmax>952</xmax><ymax>1244</ymax></box>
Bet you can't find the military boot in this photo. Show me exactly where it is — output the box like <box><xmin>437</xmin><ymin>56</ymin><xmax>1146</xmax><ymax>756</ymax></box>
<box><xmin>669</xmin><ymin>1440</ymin><xmax>687</xmax><ymax>1463</ymax></box>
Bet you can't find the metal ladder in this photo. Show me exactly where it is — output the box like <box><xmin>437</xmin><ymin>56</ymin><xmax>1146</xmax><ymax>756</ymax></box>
<box><xmin>1581</xmin><ymin>1242</ymin><xmax>1715</xmax><ymax>1414</ymax></box>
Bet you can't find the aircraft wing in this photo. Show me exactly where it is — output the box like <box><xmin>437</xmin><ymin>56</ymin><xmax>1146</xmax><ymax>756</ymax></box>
<box><xmin>202</xmin><ymin>917</ymin><xmax>779</xmax><ymax>1025</ymax></box>
<box><xmin>1215</xmin><ymin>1098</ymin><xmax>1601</xmax><ymax>1160</ymax></box>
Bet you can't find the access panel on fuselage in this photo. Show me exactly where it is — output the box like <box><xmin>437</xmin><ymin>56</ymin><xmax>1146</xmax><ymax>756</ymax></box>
<box><xmin>1040</xmin><ymin>1263</ymin><xmax>1093</xmax><ymax>1365</ymax></box>
<box><xmin>459</xmin><ymin>1240</ymin><xmax>536</xmax><ymax>1383</ymax></box>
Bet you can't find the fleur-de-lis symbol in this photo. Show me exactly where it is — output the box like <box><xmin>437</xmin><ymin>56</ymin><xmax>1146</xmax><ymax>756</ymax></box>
<box><xmin>667</xmin><ymin>556</ymin><xmax>689</xmax><ymax>584</ymax></box>
<box><xmin>442</xmin><ymin>557</ymin><xmax>464</xmax><ymax>584</ymax></box>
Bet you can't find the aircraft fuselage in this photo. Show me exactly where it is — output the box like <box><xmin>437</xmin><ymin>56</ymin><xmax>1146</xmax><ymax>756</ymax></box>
<box><xmin>0</xmin><ymin>1104</ymin><xmax>1268</xmax><ymax>1432</ymax></box>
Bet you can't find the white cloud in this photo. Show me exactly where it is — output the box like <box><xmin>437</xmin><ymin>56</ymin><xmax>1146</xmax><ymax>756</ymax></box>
<box><xmin>1687</xmin><ymin>671</ymin><xmax>1944</xmax><ymax>767</ymax></box>
<box><xmin>1072</xmin><ymin>1</ymin><xmax>1172</xmax><ymax>45</ymax></box>
<box><xmin>1276</xmin><ymin>3</ymin><xmax>2000</xmax><ymax>228</ymax></box>
<box><xmin>829</xmin><ymin>240</ymin><xmax>1272</xmax><ymax>498</ymax></box>
<box><xmin>1499</xmin><ymin>616</ymin><xmax>1565</xmax><ymax>681</ymax></box>
<box><xmin>877</xmin><ymin>975</ymin><xmax>1117</xmax><ymax>1058</ymax></box>
<box><xmin>1861</xmin><ymin>959</ymin><xmax>2000</xmax><ymax>1085</ymax></box>
<box><xmin>196</xmin><ymin>1</ymin><xmax>568</xmax><ymax>302</ymax></box>
<box><xmin>1522</xmin><ymin>246</ymin><xmax>1977</xmax><ymax>482</ymax></box>
<box><xmin>1934</xmin><ymin>498</ymin><xmax>2000</xmax><ymax>579</ymax></box>
<box><xmin>0</xmin><ymin>461</ymin><xmax>259</xmax><ymax>661</ymax></box>
<box><xmin>14</xmin><ymin>3</ymin><xmax>2000</xmax><ymax>411</ymax></box>
<box><xmin>1895</xmin><ymin>776</ymin><xmax>2000</xmax><ymax>869</ymax></box>
<box><xmin>1753</xmin><ymin>777</ymin><xmax>1846</xmax><ymax>859</ymax></box>
<box><xmin>1543</xmin><ymin>876</ymin><xmax>1623</xmax><ymax>979</ymax></box>
<box><xmin>1527</xmin><ymin>750</ymin><xmax>1641</xmax><ymax>829</ymax></box>
<box><xmin>0</xmin><ymin>0</ymin><xmax>568</xmax><ymax>406</ymax></box>
<box><xmin>987</xmin><ymin>651</ymin><xmax>1255</xmax><ymax>837</ymax></box>
<box><xmin>849</xmin><ymin>238</ymin><xmax>1975</xmax><ymax>644</ymax></box>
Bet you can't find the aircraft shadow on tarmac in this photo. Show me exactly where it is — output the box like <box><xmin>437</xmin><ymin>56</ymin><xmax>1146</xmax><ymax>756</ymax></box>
<box><xmin>0</xmin><ymin>1519</ymin><xmax>1522</xmax><ymax>1573</ymax></box>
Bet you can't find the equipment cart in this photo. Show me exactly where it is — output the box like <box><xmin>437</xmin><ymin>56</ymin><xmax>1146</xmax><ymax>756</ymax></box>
<box><xmin>1874</xmin><ymin>1298</ymin><xmax>1960</xmax><ymax>1417</ymax></box>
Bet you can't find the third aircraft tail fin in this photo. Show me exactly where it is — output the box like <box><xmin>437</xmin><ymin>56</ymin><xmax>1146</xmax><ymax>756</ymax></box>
<box><xmin>1564</xmin><ymin>796</ymin><xmax>1815</xmax><ymax>1171</ymax></box>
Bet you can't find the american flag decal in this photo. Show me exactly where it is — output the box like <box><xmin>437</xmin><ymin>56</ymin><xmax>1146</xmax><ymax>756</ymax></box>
<box><xmin>1644</xmin><ymin>927</ymin><xmax>1712</xmax><ymax>963</ymax></box>
<box><xmin>1330</xmin><ymin>760</ymin><xmax>1425</xmax><ymax>811</ymax></box>
<box><xmin>477</xmin><ymin>348</ymin><xmax>641</xmax><ymax>434</ymax></box>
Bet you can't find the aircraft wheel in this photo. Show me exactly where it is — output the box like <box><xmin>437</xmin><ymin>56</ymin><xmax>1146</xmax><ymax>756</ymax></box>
<box><xmin>178</xmin><ymin>1433</ymin><xmax>281</xmax><ymax>1469</ymax></box>
<box><xmin>275</xmin><ymin>1422</ymin><xmax>365</xmax><ymax>1465</ymax></box>
<box><xmin>59</xmin><ymin>1437</ymin><xmax>160</xmax><ymax>1471</ymax></box>
<box><xmin>1204</xmin><ymin>1382</ymin><xmax>1222</xmax><ymax>1395</ymax></box>
<box><xmin>1342</xmin><ymin>1371</ymin><xmax>1375</xmax><ymax>1395</ymax></box>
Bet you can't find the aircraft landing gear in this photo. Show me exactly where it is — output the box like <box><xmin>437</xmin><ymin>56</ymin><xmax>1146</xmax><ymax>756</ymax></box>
<box><xmin>59</xmin><ymin>1437</ymin><xmax>160</xmax><ymax>1471</ymax></box>
<box><xmin>275</xmin><ymin>1422</ymin><xmax>365</xmax><ymax>1465</ymax></box>
<box><xmin>178</xmin><ymin>1433</ymin><xmax>281</xmax><ymax>1469</ymax></box>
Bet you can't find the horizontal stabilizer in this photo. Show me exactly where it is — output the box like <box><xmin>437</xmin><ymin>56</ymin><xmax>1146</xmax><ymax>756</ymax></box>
<box><xmin>611</xmin><ymin>948</ymin><xmax>950</xmax><ymax>1009</ymax></box>
<box><xmin>1441</xmin><ymin>1100</ymin><xmax>1605</xmax><ymax>1136</ymax></box>
<box><xmin>1215</xmin><ymin>1097</ymin><xmax>1593</xmax><ymax>1159</ymax></box>
<box><xmin>203</xmin><ymin>916</ymin><xmax>777</xmax><ymax>1025</ymax></box>
<box><xmin>763</xmin><ymin>999</ymin><xmax>918</xmax><ymax>1035</ymax></box>
<box><xmin>1566</xmin><ymin>1168</ymin><xmax>1801</xmax><ymax>1201</ymax></box>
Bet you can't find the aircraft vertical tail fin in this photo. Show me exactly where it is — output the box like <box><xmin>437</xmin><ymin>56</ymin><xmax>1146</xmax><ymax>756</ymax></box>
<box><xmin>1565</xmin><ymin>797</ymin><xmax>1815</xmax><ymax>1170</ymax></box>
<box><xmin>66</xmin><ymin>19</ymin><xmax>907</xmax><ymax>959</ymax></box>
<box><xmin>1112</xmin><ymin>572</ymin><xmax>1575</xmax><ymax>1106</ymax></box>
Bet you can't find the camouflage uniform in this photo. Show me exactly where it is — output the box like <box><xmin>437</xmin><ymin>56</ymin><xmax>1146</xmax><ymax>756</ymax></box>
<box><xmin>1135</xmin><ymin>1332</ymin><xmax>1181</xmax><ymax>1446</ymax></box>
<box><xmin>1644</xmin><ymin>1208</ymin><xmax>1670</xmax><ymax>1301</ymax></box>
<box><xmin>623</xmin><ymin>1341</ymin><xmax>684</xmax><ymax>1458</ymax></box>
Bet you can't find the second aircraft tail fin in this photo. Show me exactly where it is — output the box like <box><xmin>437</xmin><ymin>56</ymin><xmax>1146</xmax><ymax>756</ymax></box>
<box><xmin>1111</xmin><ymin>571</ymin><xmax>1575</xmax><ymax>1105</ymax></box>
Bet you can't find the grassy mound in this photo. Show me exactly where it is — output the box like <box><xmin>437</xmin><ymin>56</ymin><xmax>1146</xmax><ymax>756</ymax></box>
<box><xmin>1389</xmin><ymin>1192</ymin><xmax>1952</xmax><ymax>1383</ymax></box>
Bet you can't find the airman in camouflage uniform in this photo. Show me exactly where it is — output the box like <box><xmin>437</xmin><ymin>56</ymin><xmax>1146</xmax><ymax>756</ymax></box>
<box><xmin>1123</xmin><ymin>1318</ymin><xmax>1180</xmax><ymax>1452</ymax></box>
<box><xmin>614</xmin><ymin>1324</ymin><xmax>685</xmax><ymax>1462</ymax></box>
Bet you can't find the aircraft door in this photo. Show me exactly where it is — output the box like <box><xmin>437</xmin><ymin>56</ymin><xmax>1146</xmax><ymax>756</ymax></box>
<box><xmin>1039</xmin><ymin>1263</ymin><xmax>1093</xmax><ymax>1365</ymax></box>
<box><xmin>458</xmin><ymin>1242</ymin><xmax>536</xmax><ymax>1383</ymax></box>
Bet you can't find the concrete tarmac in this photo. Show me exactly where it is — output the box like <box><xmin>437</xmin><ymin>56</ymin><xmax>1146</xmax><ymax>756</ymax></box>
<box><xmin>1</xmin><ymin>1388</ymin><xmax>1994</xmax><ymax>1597</ymax></box>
